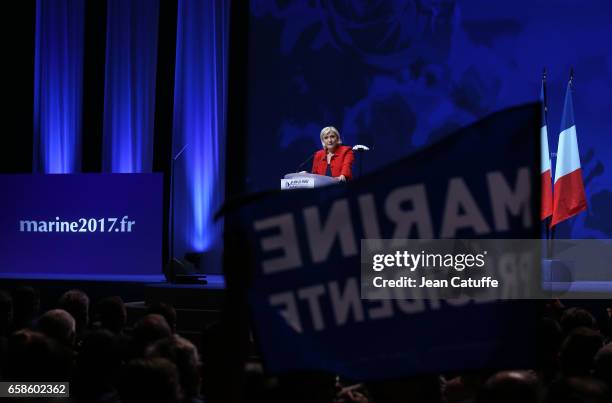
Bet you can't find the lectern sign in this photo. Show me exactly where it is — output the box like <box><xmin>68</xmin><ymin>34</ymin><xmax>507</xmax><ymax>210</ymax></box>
<box><xmin>281</xmin><ymin>173</ymin><xmax>338</xmax><ymax>190</ymax></box>
<box><xmin>281</xmin><ymin>177</ymin><xmax>315</xmax><ymax>189</ymax></box>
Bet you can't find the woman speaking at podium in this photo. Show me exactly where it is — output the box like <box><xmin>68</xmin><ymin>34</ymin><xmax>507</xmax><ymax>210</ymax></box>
<box><xmin>311</xmin><ymin>126</ymin><xmax>354</xmax><ymax>181</ymax></box>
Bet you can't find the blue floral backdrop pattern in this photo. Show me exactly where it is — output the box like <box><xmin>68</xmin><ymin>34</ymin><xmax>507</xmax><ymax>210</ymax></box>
<box><xmin>246</xmin><ymin>0</ymin><xmax>612</xmax><ymax>239</ymax></box>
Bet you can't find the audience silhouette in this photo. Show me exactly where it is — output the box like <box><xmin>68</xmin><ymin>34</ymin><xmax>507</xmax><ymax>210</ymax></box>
<box><xmin>1</xmin><ymin>286</ymin><xmax>610</xmax><ymax>403</ymax></box>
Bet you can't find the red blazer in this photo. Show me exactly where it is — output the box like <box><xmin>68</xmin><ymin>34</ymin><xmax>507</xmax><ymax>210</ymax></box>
<box><xmin>311</xmin><ymin>145</ymin><xmax>355</xmax><ymax>180</ymax></box>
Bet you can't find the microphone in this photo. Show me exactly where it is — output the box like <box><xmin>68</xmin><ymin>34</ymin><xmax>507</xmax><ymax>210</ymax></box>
<box><xmin>352</xmin><ymin>144</ymin><xmax>370</xmax><ymax>151</ymax></box>
<box><xmin>173</xmin><ymin>143</ymin><xmax>188</xmax><ymax>160</ymax></box>
<box><xmin>296</xmin><ymin>153</ymin><xmax>315</xmax><ymax>172</ymax></box>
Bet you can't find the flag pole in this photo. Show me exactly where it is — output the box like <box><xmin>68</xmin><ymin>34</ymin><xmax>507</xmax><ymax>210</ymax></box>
<box><xmin>542</xmin><ymin>67</ymin><xmax>548</xmax><ymax>112</ymax></box>
<box><xmin>550</xmin><ymin>68</ymin><xmax>575</xmax><ymax>253</ymax></box>
<box><xmin>552</xmin><ymin>67</ymin><xmax>575</xmax><ymax>245</ymax></box>
<box><xmin>543</xmin><ymin>67</ymin><xmax>554</xmax><ymax>259</ymax></box>
<box><xmin>543</xmin><ymin>68</ymin><xmax>551</xmax><ymax>244</ymax></box>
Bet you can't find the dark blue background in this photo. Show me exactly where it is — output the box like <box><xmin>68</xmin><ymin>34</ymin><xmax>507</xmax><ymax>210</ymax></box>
<box><xmin>246</xmin><ymin>0</ymin><xmax>612</xmax><ymax>239</ymax></box>
<box><xmin>0</xmin><ymin>174</ymin><xmax>162</xmax><ymax>278</ymax></box>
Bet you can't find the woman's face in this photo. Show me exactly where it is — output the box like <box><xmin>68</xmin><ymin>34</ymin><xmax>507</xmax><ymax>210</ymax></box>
<box><xmin>323</xmin><ymin>132</ymin><xmax>339</xmax><ymax>151</ymax></box>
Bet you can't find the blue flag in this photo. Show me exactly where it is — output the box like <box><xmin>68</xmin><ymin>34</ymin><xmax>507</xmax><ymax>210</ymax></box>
<box><xmin>224</xmin><ymin>104</ymin><xmax>540</xmax><ymax>379</ymax></box>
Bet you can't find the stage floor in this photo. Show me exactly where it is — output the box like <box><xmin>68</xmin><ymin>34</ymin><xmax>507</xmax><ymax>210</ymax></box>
<box><xmin>0</xmin><ymin>273</ymin><xmax>225</xmax><ymax>287</ymax></box>
<box><xmin>0</xmin><ymin>274</ymin><xmax>226</xmax><ymax>313</ymax></box>
<box><xmin>0</xmin><ymin>273</ymin><xmax>166</xmax><ymax>282</ymax></box>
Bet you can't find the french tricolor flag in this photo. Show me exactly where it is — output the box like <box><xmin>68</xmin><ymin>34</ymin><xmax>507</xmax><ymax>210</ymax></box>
<box><xmin>550</xmin><ymin>78</ymin><xmax>587</xmax><ymax>227</ymax></box>
<box><xmin>540</xmin><ymin>81</ymin><xmax>553</xmax><ymax>220</ymax></box>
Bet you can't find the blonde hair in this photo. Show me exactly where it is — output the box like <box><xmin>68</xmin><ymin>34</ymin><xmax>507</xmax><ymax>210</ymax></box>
<box><xmin>320</xmin><ymin>126</ymin><xmax>342</xmax><ymax>148</ymax></box>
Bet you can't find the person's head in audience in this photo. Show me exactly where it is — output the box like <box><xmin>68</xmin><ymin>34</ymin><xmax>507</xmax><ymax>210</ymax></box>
<box><xmin>538</xmin><ymin>317</ymin><xmax>563</xmax><ymax>380</ymax></box>
<box><xmin>5</xmin><ymin>329</ymin><xmax>72</xmax><ymax>381</ymax></box>
<box><xmin>74</xmin><ymin>329</ymin><xmax>122</xmax><ymax>400</ymax></box>
<box><xmin>366</xmin><ymin>375</ymin><xmax>442</xmax><ymax>403</ymax></box>
<box><xmin>58</xmin><ymin>289</ymin><xmax>89</xmax><ymax>334</ymax></box>
<box><xmin>244</xmin><ymin>361</ymin><xmax>281</xmax><ymax>403</ymax></box>
<box><xmin>476</xmin><ymin>370</ymin><xmax>540</xmax><ymax>403</ymax></box>
<box><xmin>131</xmin><ymin>314</ymin><xmax>172</xmax><ymax>358</ymax></box>
<box><xmin>561</xmin><ymin>307</ymin><xmax>597</xmax><ymax>335</ymax></box>
<box><xmin>545</xmin><ymin>299</ymin><xmax>565</xmax><ymax>321</ymax></box>
<box><xmin>119</xmin><ymin>358</ymin><xmax>182</xmax><ymax>403</ymax></box>
<box><xmin>0</xmin><ymin>290</ymin><xmax>12</xmax><ymax>336</ymax></box>
<box><xmin>444</xmin><ymin>372</ymin><xmax>489</xmax><ymax>403</ymax></box>
<box><xmin>546</xmin><ymin>376</ymin><xmax>611</xmax><ymax>403</ymax></box>
<box><xmin>147</xmin><ymin>302</ymin><xmax>177</xmax><ymax>333</ymax></box>
<box><xmin>277</xmin><ymin>370</ymin><xmax>338</xmax><ymax>403</ymax></box>
<box><xmin>605</xmin><ymin>307</ymin><xmax>612</xmax><ymax>338</ymax></box>
<box><xmin>147</xmin><ymin>334</ymin><xmax>202</xmax><ymax>401</ymax></box>
<box><xmin>94</xmin><ymin>296</ymin><xmax>127</xmax><ymax>334</ymax></box>
<box><xmin>37</xmin><ymin>309</ymin><xmax>76</xmax><ymax>347</ymax></box>
<box><xmin>594</xmin><ymin>343</ymin><xmax>612</xmax><ymax>389</ymax></box>
<box><xmin>199</xmin><ymin>320</ymin><xmax>225</xmax><ymax>403</ymax></box>
<box><xmin>12</xmin><ymin>286</ymin><xmax>40</xmax><ymax>330</ymax></box>
<box><xmin>560</xmin><ymin>327</ymin><xmax>604</xmax><ymax>376</ymax></box>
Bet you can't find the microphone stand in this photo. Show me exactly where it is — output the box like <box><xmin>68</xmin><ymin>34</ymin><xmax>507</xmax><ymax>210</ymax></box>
<box><xmin>352</xmin><ymin>145</ymin><xmax>370</xmax><ymax>179</ymax></box>
<box><xmin>360</xmin><ymin>153</ymin><xmax>363</xmax><ymax>178</ymax></box>
<box><xmin>296</xmin><ymin>153</ymin><xmax>315</xmax><ymax>173</ymax></box>
<box><xmin>168</xmin><ymin>144</ymin><xmax>187</xmax><ymax>281</ymax></box>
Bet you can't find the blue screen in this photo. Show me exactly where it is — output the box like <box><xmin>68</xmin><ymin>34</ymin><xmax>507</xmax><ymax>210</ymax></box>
<box><xmin>0</xmin><ymin>174</ymin><xmax>163</xmax><ymax>279</ymax></box>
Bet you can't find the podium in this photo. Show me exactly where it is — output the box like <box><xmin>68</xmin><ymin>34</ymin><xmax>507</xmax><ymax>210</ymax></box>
<box><xmin>281</xmin><ymin>173</ymin><xmax>338</xmax><ymax>189</ymax></box>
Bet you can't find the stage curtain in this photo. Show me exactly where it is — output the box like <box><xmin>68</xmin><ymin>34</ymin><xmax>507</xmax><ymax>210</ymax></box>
<box><xmin>102</xmin><ymin>0</ymin><xmax>160</xmax><ymax>173</ymax></box>
<box><xmin>171</xmin><ymin>0</ymin><xmax>229</xmax><ymax>272</ymax></box>
<box><xmin>33</xmin><ymin>0</ymin><xmax>85</xmax><ymax>173</ymax></box>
